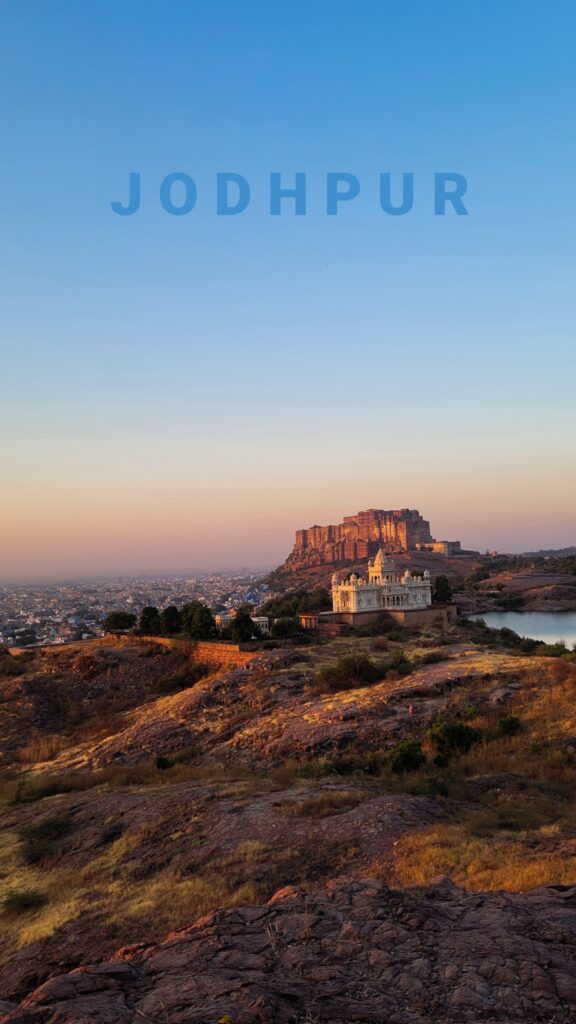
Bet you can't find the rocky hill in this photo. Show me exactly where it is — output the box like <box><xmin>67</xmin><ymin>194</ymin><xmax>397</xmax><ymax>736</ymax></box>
<box><xmin>271</xmin><ymin>507</ymin><xmax>467</xmax><ymax>587</ymax></box>
<box><xmin>1</xmin><ymin>626</ymin><xmax>576</xmax><ymax>1022</ymax></box>
<box><xmin>268</xmin><ymin>548</ymin><xmax>481</xmax><ymax>594</ymax></box>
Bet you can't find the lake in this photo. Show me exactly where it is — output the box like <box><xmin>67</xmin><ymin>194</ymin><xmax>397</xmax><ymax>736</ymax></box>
<box><xmin>470</xmin><ymin>611</ymin><xmax>576</xmax><ymax>648</ymax></box>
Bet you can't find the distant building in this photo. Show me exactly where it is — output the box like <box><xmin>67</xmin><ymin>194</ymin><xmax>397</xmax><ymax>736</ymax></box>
<box><xmin>415</xmin><ymin>541</ymin><xmax>461</xmax><ymax>556</ymax></box>
<box><xmin>332</xmin><ymin>549</ymin><xmax>432</xmax><ymax>613</ymax></box>
<box><xmin>251</xmin><ymin>616</ymin><xmax>270</xmax><ymax>635</ymax></box>
<box><xmin>215</xmin><ymin>611</ymin><xmax>235</xmax><ymax>630</ymax></box>
<box><xmin>214</xmin><ymin>611</ymin><xmax>270</xmax><ymax>635</ymax></box>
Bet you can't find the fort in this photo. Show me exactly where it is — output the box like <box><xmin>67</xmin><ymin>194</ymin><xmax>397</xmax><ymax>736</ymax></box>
<box><xmin>286</xmin><ymin>507</ymin><xmax>462</xmax><ymax>569</ymax></box>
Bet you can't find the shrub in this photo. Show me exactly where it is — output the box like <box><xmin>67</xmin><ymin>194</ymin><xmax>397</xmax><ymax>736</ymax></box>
<box><xmin>154</xmin><ymin>661</ymin><xmax>211</xmax><ymax>694</ymax></box>
<box><xmin>419</xmin><ymin>650</ymin><xmax>447</xmax><ymax>665</ymax></box>
<box><xmin>497</xmin><ymin>714</ymin><xmax>523</xmax><ymax>737</ymax></box>
<box><xmin>155</xmin><ymin>755</ymin><xmax>173</xmax><ymax>770</ymax></box>
<box><xmin>3</xmin><ymin>889</ymin><xmax>46</xmax><ymax>914</ymax></box>
<box><xmin>316</xmin><ymin>653</ymin><xmax>382</xmax><ymax>692</ymax></box>
<box><xmin>389</xmin><ymin>649</ymin><xmax>410</xmax><ymax>673</ymax></box>
<box><xmin>0</xmin><ymin>658</ymin><xmax>25</xmax><ymax>677</ymax></box>
<box><xmin>427</xmin><ymin>719</ymin><xmax>479</xmax><ymax>758</ymax></box>
<box><xmin>388</xmin><ymin>738</ymin><xmax>427</xmax><ymax>775</ymax></box>
<box><xmin>19</xmin><ymin>813</ymin><xmax>73</xmax><ymax>864</ymax></box>
<box><xmin>519</xmin><ymin>637</ymin><xmax>539</xmax><ymax>653</ymax></box>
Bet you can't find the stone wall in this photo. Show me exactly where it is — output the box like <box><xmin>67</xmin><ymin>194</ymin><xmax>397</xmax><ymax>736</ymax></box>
<box><xmin>310</xmin><ymin>604</ymin><xmax>458</xmax><ymax>631</ymax></box>
<box><xmin>133</xmin><ymin>635</ymin><xmax>260</xmax><ymax>668</ymax></box>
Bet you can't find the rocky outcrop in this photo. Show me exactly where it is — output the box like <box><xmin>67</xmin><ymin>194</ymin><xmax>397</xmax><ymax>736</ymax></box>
<box><xmin>5</xmin><ymin>879</ymin><xmax>576</xmax><ymax>1023</ymax></box>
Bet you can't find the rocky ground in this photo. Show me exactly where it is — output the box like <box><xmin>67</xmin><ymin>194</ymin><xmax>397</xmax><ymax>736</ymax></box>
<box><xmin>1</xmin><ymin>627</ymin><xmax>576</xmax><ymax>1022</ymax></box>
<box><xmin>4</xmin><ymin>879</ymin><xmax>576</xmax><ymax>1023</ymax></box>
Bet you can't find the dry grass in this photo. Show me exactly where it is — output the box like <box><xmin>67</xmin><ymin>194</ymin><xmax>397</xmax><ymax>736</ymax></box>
<box><xmin>0</xmin><ymin>830</ymin><xmax>83</xmax><ymax>952</ymax></box>
<box><xmin>276</xmin><ymin>789</ymin><xmax>369</xmax><ymax>818</ymax></box>
<box><xmin>387</xmin><ymin>813</ymin><xmax>576</xmax><ymax>892</ymax></box>
<box><xmin>16</xmin><ymin>734</ymin><xmax>68</xmax><ymax>764</ymax></box>
<box><xmin>0</xmin><ymin>758</ymin><xmax>271</xmax><ymax>808</ymax></box>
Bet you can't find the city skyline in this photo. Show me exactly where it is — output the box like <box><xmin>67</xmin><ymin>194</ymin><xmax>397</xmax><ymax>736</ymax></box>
<box><xmin>1</xmin><ymin>1</ymin><xmax>575</xmax><ymax>580</ymax></box>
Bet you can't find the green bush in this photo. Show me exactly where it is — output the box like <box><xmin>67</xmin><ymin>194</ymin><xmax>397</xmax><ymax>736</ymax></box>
<box><xmin>3</xmin><ymin>889</ymin><xmax>46</xmax><ymax>914</ymax></box>
<box><xmin>497</xmin><ymin>714</ymin><xmax>523</xmax><ymax>737</ymax></box>
<box><xmin>388</xmin><ymin>738</ymin><xmax>427</xmax><ymax>775</ymax></box>
<box><xmin>389</xmin><ymin>649</ymin><xmax>410</xmax><ymax>673</ymax></box>
<box><xmin>316</xmin><ymin>653</ymin><xmax>382</xmax><ymax>692</ymax></box>
<box><xmin>419</xmin><ymin>650</ymin><xmax>447</xmax><ymax>665</ymax></box>
<box><xmin>427</xmin><ymin>719</ymin><xmax>479</xmax><ymax>757</ymax></box>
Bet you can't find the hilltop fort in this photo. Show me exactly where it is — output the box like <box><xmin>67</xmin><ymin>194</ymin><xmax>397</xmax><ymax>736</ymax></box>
<box><xmin>287</xmin><ymin>507</ymin><xmax>462</xmax><ymax>569</ymax></box>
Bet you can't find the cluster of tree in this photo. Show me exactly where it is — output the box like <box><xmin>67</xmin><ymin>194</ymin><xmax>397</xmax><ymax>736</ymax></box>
<box><xmin>259</xmin><ymin>588</ymin><xmax>331</xmax><ymax>620</ymax></box>
<box><xmin>103</xmin><ymin>601</ymin><xmax>262</xmax><ymax>643</ymax></box>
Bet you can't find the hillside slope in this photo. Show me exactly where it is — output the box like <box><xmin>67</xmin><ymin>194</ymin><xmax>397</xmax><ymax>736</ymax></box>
<box><xmin>1</xmin><ymin>628</ymin><xmax>576</xmax><ymax>1021</ymax></box>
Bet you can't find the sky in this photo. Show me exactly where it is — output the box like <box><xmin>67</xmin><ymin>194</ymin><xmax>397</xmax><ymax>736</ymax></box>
<box><xmin>1</xmin><ymin>0</ymin><xmax>575</xmax><ymax>579</ymax></box>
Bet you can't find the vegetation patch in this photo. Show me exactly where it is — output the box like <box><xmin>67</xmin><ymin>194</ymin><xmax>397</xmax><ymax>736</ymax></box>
<box><xmin>276</xmin><ymin>789</ymin><xmax>369</xmax><ymax>818</ymax></box>
<box><xmin>2</xmin><ymin>888</ymin><xmax>47</xmax><ymax>914</ymax></box>
<box><xmin>388</xmin><ymin>738</ymin><xmax>427</xmax><ymax>776</ymax></box>
<box><xmin>19</xmin><ymin>814</ymin><xmax>74</xmax><ymax>865</ymax></box>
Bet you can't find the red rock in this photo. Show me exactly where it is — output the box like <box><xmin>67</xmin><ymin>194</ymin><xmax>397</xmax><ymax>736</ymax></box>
<box><xmin>5</xmin><ymin>881</ymin><xmax>576</xmax><ymax>1024</ymax></box>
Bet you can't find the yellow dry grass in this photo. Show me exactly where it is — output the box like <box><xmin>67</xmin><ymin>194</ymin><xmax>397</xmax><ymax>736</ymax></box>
<box><xmin>276</xmin><ymin>789</ymin><xmax>369</xmax><ymax>818</ymax></box>
<box><xmin>388</xmin><ymin>818</ymin><xmax>576</xmax><ymax>892</ymax></box>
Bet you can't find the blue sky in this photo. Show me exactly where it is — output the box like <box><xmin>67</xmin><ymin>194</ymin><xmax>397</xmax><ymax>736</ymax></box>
<box><xmin>1</xmin><ymin>0</ymin><xmax>575</xmax><ymax>577</ymax></box>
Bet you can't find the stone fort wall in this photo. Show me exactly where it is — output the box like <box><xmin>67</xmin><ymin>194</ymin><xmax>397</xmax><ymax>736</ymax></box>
<box><xmin>291</xmin><ymin>508</ymin><xmax>434</xmax><ymax>565</ymax></box>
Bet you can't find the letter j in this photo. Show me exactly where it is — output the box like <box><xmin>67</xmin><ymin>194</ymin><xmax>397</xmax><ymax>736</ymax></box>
<box><xmin>111</xmin><ymin>172</ymin><xmax>141</xmax><ymax>216</ymax></box>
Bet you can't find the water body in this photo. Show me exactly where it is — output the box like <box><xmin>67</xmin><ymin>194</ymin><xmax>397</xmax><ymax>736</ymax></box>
<box><xmin>470</xmin><ymin>611</ymin><xmax>576</xmax><ymax>648</ymax></box>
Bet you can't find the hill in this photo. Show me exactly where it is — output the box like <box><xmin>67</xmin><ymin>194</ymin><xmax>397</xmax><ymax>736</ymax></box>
<box><xmin>1</xmin><ymin>626</ymin><xmax>576</xmax><ymax>1021</ymax></box>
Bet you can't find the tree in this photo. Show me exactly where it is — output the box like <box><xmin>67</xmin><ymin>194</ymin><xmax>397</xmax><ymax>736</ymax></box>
<box><xmin>181</xmin><ymin>601</ymin><xmax>217</xmax><ymax>640</ymax></box>
<box><xmin>432</xmin><ymin>575</ymin><xmax>453</xmax><ymax>604</ymax></box>
<box><xmin>270</xmin><ymin>616</ymin><xmax>301</xmax><ymax>639</ymax></box>
<box><xmin>139</xmin><ymin>606</ymin><xmax>161</xmax><ymax>635</ymax></box>
<box><xmin>160</xmin><ymin>605</ymin><xmax>182</xmax><ymax>636</ymax></box>
<box><xmin>102</xmin><ymin>611</ymin><xmax>137</xmax><ymax>634</ymax></box>
<box><xmin>230</xmin><ymin>608</ymin><xmax>260</xmax><ymax>643</ymax></box>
